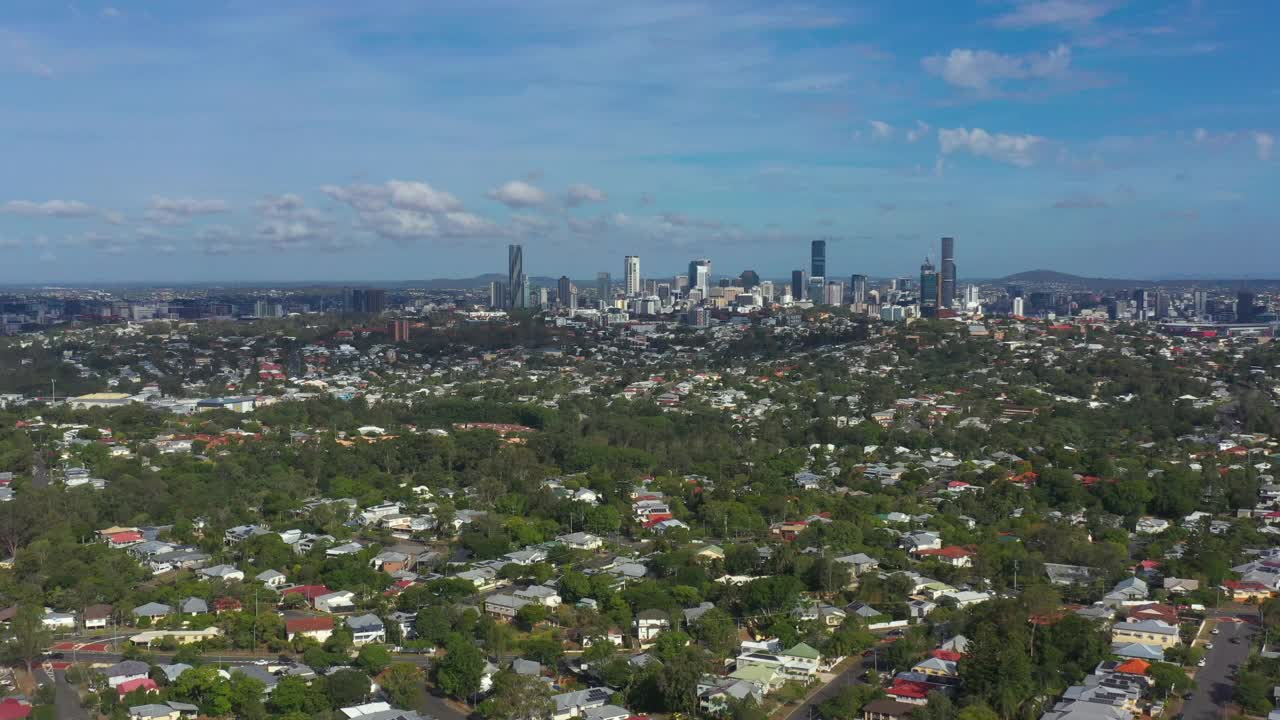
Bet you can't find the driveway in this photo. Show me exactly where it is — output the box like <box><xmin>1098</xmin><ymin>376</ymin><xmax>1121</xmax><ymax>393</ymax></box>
<box><xmin>33</xmin><ymin>667</ymin><xmax>90</xmax><ymax>720</ymax></box>
<box><xmin>1182</xmin><ymin>617</ymin><xmax>1254</xmax><ymax>720</ymax></box>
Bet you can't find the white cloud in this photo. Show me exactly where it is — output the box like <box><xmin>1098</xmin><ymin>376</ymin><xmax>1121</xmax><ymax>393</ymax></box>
<box><xmin>922</xmin><ymin>44</ymin><xmax>1071</xmax><ymax>92</ymax></box>
<box><xmin>361</xmin><ymin>208</ymin><xmax>441</xmax><ymax>242</ymax></box>
<box><xmin>1</xmin><ymin>199</ymin><xmax>95</xmax><ymax>217</ymax></box>
<box><xmin>1255</xmin><ymin>132</ymin><xmax>1275</xmax><ymax>161</ymax></box>
<box><xmin>321</xmin><ymin>183</ymin><xmax>391</xmax><ymax>212</ymax></box>
<box><xmin>103</xmin><ymin>210</ymin><xmax>125</xmax><ymax>225</ymax></box>
<box><xmin>565</xmin><ymin>183</ymin><xmax>608</xmax><ymax>207</ymax></box>
<box><xmin>487</xmin><ymin>180</ymin><xmax>547</xmax><ymax>208</ymax></box>
<box><xmin>906</xmin><ymin>121</ymin><xmax>931</xmax><ymax>143</ymax></box>
<box><xmin>387</xmin><ymin>180</ymin><xmax>462</xmax><ymax>213</ymax></box>
<box><xmin>992</xmin><ymin>0</ymin><xmax>1112</xmax><ymax>29</ymax></box>
<box><xmin>256</xmin><ymin>193</ymin><xmax>306</xmax><ymax>217</ymax></box>
<box><xmin>101</xmin><ymin>7</ymin><xmax>122</xmax><ymax>18</ymax></box>
<box><xmin>938</xmin><ymin>127</ymin><xmax>1047</xmax><ymax>167</ymax></box>
<box><xmin>146</xmin><ymin>196</ymin><xmax>228</xmax><ymax>225</ymax></box>
<box><xmin>869</xmin><ymin>120</ymin><xmax>893</xmax><ymax>139</ymax></box>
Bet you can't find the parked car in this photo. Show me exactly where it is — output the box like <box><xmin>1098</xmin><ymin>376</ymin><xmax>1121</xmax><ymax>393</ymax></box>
<box><xmin>1197</xmin><ymin>658</ymin><xmax>1206</xmax><ymax>667</ymax></box>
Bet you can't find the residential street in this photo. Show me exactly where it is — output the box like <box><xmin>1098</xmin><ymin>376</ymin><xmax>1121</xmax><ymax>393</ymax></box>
<box><xmin>1182</xmin><ymin>617</ymin><xmax>1255</xmax><ymax>720</ymax></box>
<box><xmin>782</xmin><ymin>655</ymin><xmax>869</xmax><ymax>720</ymax></box>
<box><xmin>33</xmin><ymin>668</ymin><xmax>90</xmax><ymax>720</ymax></box>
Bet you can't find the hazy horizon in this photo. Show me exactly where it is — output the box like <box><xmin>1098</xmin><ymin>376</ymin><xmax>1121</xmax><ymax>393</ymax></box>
<box><xmin>3</xmin><ymin>1</ymin><xmax>1277</xmax><ymax>283</ymax></box>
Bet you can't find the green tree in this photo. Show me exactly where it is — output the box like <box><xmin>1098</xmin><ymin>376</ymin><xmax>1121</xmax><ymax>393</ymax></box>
<box><xmin>356</xmin><ymin>644</ymin><xmax>393</xmax><ymax>675</ymax></box>
<box><xmin>436</xmin><ymin>634</ymin><xmax>486</xmax><ymax>700</ymax></box>
<box><xmin>4</xmin><ymin>605</ymin><xmax>51</xmax><ymax>675</ymax></box>
<box><xmin>956</xmin><ymin>705</ymin><xmax>999</xmax><ymax>720</ymax></box>
<box><xmin>693</xmin><ymin>608</ymin><xmax>739</xmax><ymax>657</ymax></box>
<box><xmin>380</xmin><ymin>663</ymin><xmax>428</xmax><ymax>711</ymax></box>
<box><xmin>326</xmin><ymin>668</ymin><xmax>372</xmax><ymax>708</ymax></box>
<box><xmin>480</xmin><ymin>671</ymin><xmax>555</xmax><ymax>720</ymax></box>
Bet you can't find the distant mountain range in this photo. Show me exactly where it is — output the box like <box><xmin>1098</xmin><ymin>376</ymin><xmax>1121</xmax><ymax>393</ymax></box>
<box><xmin>991</xmin><ymin>269</ymin><xmax>1280</xmax><ymax>289</ymax></box>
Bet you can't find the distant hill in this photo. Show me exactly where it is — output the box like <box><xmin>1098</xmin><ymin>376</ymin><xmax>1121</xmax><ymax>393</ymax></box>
<box><xmin>994</xmin><ymin>269</ymin><xmax>1145</xmax><ymax>289</ymax></box>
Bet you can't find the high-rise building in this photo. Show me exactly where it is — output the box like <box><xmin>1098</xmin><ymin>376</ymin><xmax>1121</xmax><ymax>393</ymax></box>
<box><xmin>1193</xmin><ymin>289</ymin><xmax>1207</xmax><ymax>319</ymax></box>
<box><xmin>825</xmin><ymin>281</ymin><xmax>844</xmax><ymax>306</ymax></box>
<box><xmin>388</xmin><ymin>319</ymin><xmax>411</xmax><ymax>342</ymax></box>
<box><xmin>940</xmin><ymin>237</ymin><xmax>956</xmax><ymax>309</ymax></box>
<box><xmin>1238</xmin><ymin>291</ymin><xmax>1257</xmax><ymax>322</ymax></box>
<box><xmin>791</xmin><ymin>270</ymin><xmax>806</xmax><ymax>300</ymax></box>
<box><xmin>342</xmin><ymin>287</ymin><xmax>355</xmax><ymax>313</ymax></box>
<box><xmin>490</xmin><ymin>281</ymin><xmax>507</xmax><ymax>309</ymax></box>
<box><xmin>739</xmin><ymin>270</ymin><xmax>760</xmax><ymax>289</ymax></box>
<box><xmin>759</xmin><ymin>280</ymin><xmax>774</xmax><ymax>301</ymax></box>
<box><xmin>597</xmin><ymin>272</ymin><xmax>611</xmax><ymax>305</ymax></box>
<box><xmin>508</xmin><ymin>244</ymin><xmax>526</xmax><ymax>309</ymax></box>
<box><xmin>811</xmin><ymin>239</ymin><xmax>827</xmax><ymax>279</ymax></box>
<box><xmin>964</xmin><ymin>284</ymin><xmax>980</xmax><ymax>307</ymax></box>
<box><xmin>850</xmin><ymin>274</ymin><xmax>867</xmax><ymax>305</ymax></box>
<box><xmin>1012</xmin><ymin>296</ymin><xmax>1025</xmax><ymax>317</ymax></box>
<box><xmin>557</xmin><ymin>276</ymin><xmax>573</xmax><ymax>309</ymax></box>
<box><xmin>919</xmin><ymin>258</ymin><xmax>938</xmax><ymax>312</ymax></box>
<box><xmin>1156</xmin><ymin>292</ymin><xmax>1171</xmax><ymax>320</ymax></box>
<box><xmin>537</xmin><ymin>287</ymin><xmax>549</xmax><ymax>307</ymax></box>
<box><xmin>674</xmin><ymin>275</ymin><xmax>689</xmax><ymax>293</ymax></box>
<box><xmin>1134</xmin><ymin>289</ymin><xmax>1151</xmax><ymax>319</ymax></box>
<box><xmin>624</xmin><ymin>256</ymin><xmax>640</xmax><ymax>296</ymax></box>
<box><xmin>808</xmin><ymin>276</ymin><xmax>826</xmax><ymax>304</ymax></box>
<box><xmin>688</xmin><ymin>258</ymin><xmax>711</xmax><ymax>298</ymax></box>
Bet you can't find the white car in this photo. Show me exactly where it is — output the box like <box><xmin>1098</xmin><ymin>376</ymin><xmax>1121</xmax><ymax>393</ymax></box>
<box><xmin>1205</xmin><ymin>642</ymin><xmax>1214</xmax><ymax>650</ymax></box>
<box><xmin>1211</xmin><ymin>628</ymin><xmax>1220</xmax><ymax>635</ymax></box>
<box><xmin>1197</xmin><ymin>658</ymin><xmax>1206</xmax><ymax>667</ymax></box>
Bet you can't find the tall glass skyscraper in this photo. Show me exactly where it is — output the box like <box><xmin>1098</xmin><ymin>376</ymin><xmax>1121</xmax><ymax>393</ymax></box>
<box><xmin>811</xmin><ymin>239</ymin><xmax>827</xmax><ymax>279</ymax></box>
<box><xmin>508</xmin><ymin>244</ymin><xmax>526</xmax><ymax>309</ymax></box>
<box><xmin>940</xmin><ymin>237</ymin><xmax>956</xmax><ymax>310</ymax></box>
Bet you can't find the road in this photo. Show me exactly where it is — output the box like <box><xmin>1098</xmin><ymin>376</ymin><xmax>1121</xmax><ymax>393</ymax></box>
<box><xmin>782</xmin><ymin>654</ymin><xmax>870</xmax><ymax>720</ymax></box>
<box><xmin>33</xmin><ymin>668</ymin><xmax>90</xmax><ymax>720</ymax></box>
<box><xmin>1182</xmin><ymin>617</ymin><xmax>1255</xmax><ymax>720</ymax></box>
<box><xmin>31</xmin><ymin>447</ymin><xmax>48</xmax><ymax>488</ymax></box>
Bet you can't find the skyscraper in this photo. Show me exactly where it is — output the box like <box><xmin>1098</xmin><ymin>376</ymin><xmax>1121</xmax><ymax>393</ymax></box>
<box><xmin>811</xmin><ymin>239</ymin><xmax>827</xmax><ymax>279</ymax></box>
<box><xmin>1238</xmin><ymin>291</ymin><xmax>1257</xmax><ymax>322</ymax></box>
<box><xmin>1193</xmin><ymin>289</ymin><xmax>1207</xmax><ymax>319</ymax></box>
<box><xmin>791</xmin><ymin>270</ymin><xmax>805</xmax><ymax>300</ymax></box>
<box><xmin>557</xmin><ymin>276</ymin><xmax>572</xmax><ymax>309</ymax></box>
<box><xmin>508</xmin><ymin>244</ymin><xmax>526</xmax><ymax>309</ymax></box>
<box><xmin>919</xmin><ymin>258</ymin><xmax>938</xmax><ymax>313</ymax></box>
<box><xmin>850</xmin><ymin>274</ymin><xmax>867</xmax><ymax>305</ymax></box>
<box><xmin>597</xmin><ymin>272</ymin><xmax>611</xmax><ymax>305</ymax></box>
<box><xmin>688</xmin><ymin>258</ymin><xmax>711</xmax><ymax>297</ymax></box>
<box><xmin>1134</xmin><ymin>289</ymin><xmax>1151</xmax><ymax>319</ymax></box>
<box><xmin>940</xmin><ymin>237</ymin><xmax>956</xmax><ymax>310</ymax></box>
<box><xmin>624</xmin><ymin>256</ymin><xmax>640</xmax><ymax>296</ymax></box>
<box><xmin>490</xmin><ymin>281</ymin><xmax>507</xmax><ymax>309</ymax></box>
<box><xmin>739</xmin><ymin>270</ymin><xmax>760</xmax><ymax>289</ymax></box>
<box><xmin>825</xmin><ymin>281</ymin><xmax>844</xmax><ymax>306</ymax></box>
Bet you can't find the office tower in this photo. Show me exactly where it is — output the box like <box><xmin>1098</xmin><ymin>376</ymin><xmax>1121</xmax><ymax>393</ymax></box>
<box><xmin>644</xmin><ymin>279</ymin><xmax>657</xmax><ymax>295</ymax></box>
<box><xmin>342</xmin><ymin>287</ymin><xmax>355</xmax><ymax>313</ymax></box>
<box><xmin>850</xmin><ymin>274</ymin><xmax>867</xmax><ymax>305</ymax></box>
<box><xmin>537</xmin><ymin>287</ymin><xmax>549</xmax><ymax>307</ymax></box>
<box><xmin>508</xmin><ymin>244</ymin><xmax>526</xmax><ymax>309</ymax></box>
<box><xmin>388</xmin><ymin>319</ymin><xmax>410</xmax><ymax>342</ymax></box>
<box><xmin>825</xmin><ymin>281</ymin><xmax>844</xmax><ymax>306</ymax></box>
<box><xmin>657</xmin><ymin>283</ymin><xmax>671</xmax><ymax>302</ymax></box>
<box><xmin>1156</xmin><ymin>292</ymin><xmax>1171</xmax><ymax>320</ymax></box>
<box><xmin>808</xmin><ymin>276</ymin><xmax>826</xmax><ymax>304</ymax></box>
<box><xmin>759</xmin><ymin>280</ymin><xmax>774</xmax><ymax>301</ymax></box>
<box><xmin>739</xmin><ymin>270</ymin><xmax>760</xmax><ymax>289</ymax></box>
<box><xmin>940</xmin><ymin>236</ymin><xmax>956</xmax><ymax>310</ymax></box>
<box><xmin>363</xmin><ymin>289</ymin><xmax>386</xmax><ymax>314</ymax></box>
<box><xmin>791</xmin><ymin>270</ymin><xmax>806</xmax><ymax>300</ymax></box>
<box><xmin>1013</xmin><ymin>296</ymin><xmax>1025</xmax><ymax>317</ymax></box>
<box><xmin>919</xmin><ymin>258</ymin><xmax>938</xmax><ymax>311</ymax></box>
<box><xmin>674</xmin><ymin>275</ymin><xmax>689</xmax><ymax>293</ymax></box>
<box><xmin>557</xmin><ymin>276</ymin><xmax>572</xmax><ymax>308</ymax></box>
<box><xmin>490</xmin><ymin>281</ymin><xmax>508</xmax><ymax>309</ymax></box>
<box><xmin>1238</xmin><ymin>291</ymin><xmax>1257</xmax><ymax>322</ymax></box>
<box><xmin>597</xmin><ymin>272</ymin><xmax>611</xmax><ymax>305</ymax></box>
<box><xmin>624</xmin><ymin>256</ymin><xmax>640</xmax><ymax>296</ymax></box>
<box><xmin>811</xmin><ymin>239</ymin><xmax>827</xmax><ymax>279</ymax></box>
<box><xmin>688</xmin><ymin>258</ymin><xmax>711</xmax><ymax>297</ymax></box>
<box><xmin>1193</xmin><ymin>289</ymin><xmax>1207</xmax><ymax>319</ymax></box>
<box><xmin>1133</xmin><ymin>289</ymin><xmax>1151</xmax><ymax>319</ymax></box>
<box><xmin>964</xmin><ymin>285</ymin><xmax>980</xmax><ymax>307</ymax></box>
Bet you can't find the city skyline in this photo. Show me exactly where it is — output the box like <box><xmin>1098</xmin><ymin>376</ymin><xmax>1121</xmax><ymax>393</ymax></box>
<box><xmin>2</xmin><ymin>1</ymin><xmax>1279</xmax><ymax>283</ymax></box>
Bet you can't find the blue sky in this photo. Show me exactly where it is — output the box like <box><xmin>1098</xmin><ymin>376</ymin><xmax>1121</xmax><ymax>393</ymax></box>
<box><xmin>1</xmin><ymin>0</ymin><xmax>1277</xmax><ymax>283</ymax></box>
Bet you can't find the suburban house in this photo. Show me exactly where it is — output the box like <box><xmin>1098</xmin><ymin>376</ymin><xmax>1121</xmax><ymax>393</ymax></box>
<box><xmin>863</xmin><ymin>698</ymin><xmax>917</xmax><ymax>720</ymax></box>
<box><xmin>131</xmin><ymin>602</ymin><xmax>171</xmax><ymax>621</ymax></box>
<box><xmin>314</xmin><ymin>590</ymin><xmax>357</xmax><ymax>614</ymax></box>
<box><xmin>104</xmin><ymin>660</ymin><xmax>151</xmax><ymax>689</ymax></box>
<box><xmin>346</xmin><ymin>614</ymin><xmax>386</xmax><ymax>646</ymax></box>
<box><xmin>198</xmin><ymin>564</ymin><xmax>245</xmax><ymax>582</ymax></box>
<box><xmin>485</xmin><ymin>594</ymin><xmax>530</xmax><ymax>620</ymax></box>
<box><xmin>285</xmin><ymin>616</ymin><xmax>335</xmax><ymax>642</ymax></box>
<box><xmin>635</xmin><ymin>609</ymin><xmax>670</xmax><ymax>646</ymax></box>
<box><xmin>551</xmin><ymin>687</ymin><xmax>613</xmax><ymax>720</ymax></box>
<box><xmin>513</xmin><ymin>585</ymin><xmax>562</xmax><ymax>607</ymax></box>
<box><xmin>129</xmin><ymin>628</ymin><xmax>222</xmax><ymax>647</ymax></box>
<box><xmin>1111</xmin><ymin>620</ymin><xmax>1181</xmax><ymax>649</ymax></box>
<box><xmin>557</xmin><ymin>532</ymin><xmax>603</xmax><ymax>551</ymax></box>
<box><xmin>84</xmin><ymin>603</ymin><xmax>114</xmax><ymax>630</ymax></box>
